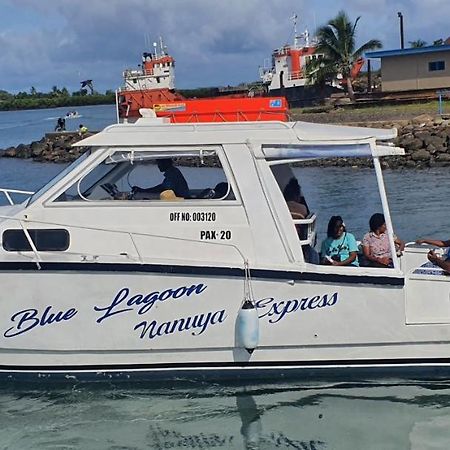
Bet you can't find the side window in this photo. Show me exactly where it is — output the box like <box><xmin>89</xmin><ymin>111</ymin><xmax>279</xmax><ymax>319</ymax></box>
<box><xmin>53</xmin><ymin>149</ymin><xmax>235</xmax><ymax>202</ymax></box>
<box><xmin>3</xmin><ymin>229</ymin><xmax>70</xmax><ymax>251</ymax></box>
<box><xmin>429</xmin><ymin>61</ymin><xmax>445</xmax><ymax>71</ymax></box>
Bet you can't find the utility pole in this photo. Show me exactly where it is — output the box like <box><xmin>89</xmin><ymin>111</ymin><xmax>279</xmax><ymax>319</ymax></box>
<box><xmin>397</xmin><ymin>12</ymin><xmax>404</xmax><ymax>49</ymax></box>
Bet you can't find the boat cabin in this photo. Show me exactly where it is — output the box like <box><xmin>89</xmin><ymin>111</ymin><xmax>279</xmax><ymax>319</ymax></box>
<box><xmin>0</xmin><ymin>117</ymin><xmax>408</xmax><ymax>277</ymax></box>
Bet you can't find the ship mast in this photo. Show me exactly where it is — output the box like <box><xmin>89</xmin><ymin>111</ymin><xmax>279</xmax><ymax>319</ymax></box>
<box><xmin>292</xmin><ymin>13</ymin><xmax>299</xmax><ymax>48</ymax></box>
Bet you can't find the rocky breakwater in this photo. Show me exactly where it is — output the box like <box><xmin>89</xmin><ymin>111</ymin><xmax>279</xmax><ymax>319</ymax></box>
<box><xmin>0</xmin><ymin>132</ymin><xmax>92</xmax><ymax>163</ymax></box>
<box><xmin>299</xmin><ymin>114</ymin><xmax>450</xmax><ymax>169</ymax></box>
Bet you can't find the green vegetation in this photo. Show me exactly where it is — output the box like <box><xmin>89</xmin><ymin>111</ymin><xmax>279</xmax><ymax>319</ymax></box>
<box><xmin>0</xmin><ymin>87</ymin><xmax>116</xmax><ymax>111</ymax></box>
<box><xmin>306</xmin><ymin>10</ymin><xmax>382</xmax><ymax>100</ymax></box>
<box><xmin>291</xmin><ymin>100</ymin><xmax>444</xmax><ymax>124</ymax></box>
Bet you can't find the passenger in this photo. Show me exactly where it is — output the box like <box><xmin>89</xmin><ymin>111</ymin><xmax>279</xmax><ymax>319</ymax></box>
<box><xmin>55</xmin><ymin>117</ymin><xmax>65</xmax><ymax>131</ymax></box>
<box><xmin>320</xmin><ymin>216</ymin><xmax>359</xmax><ymax>266</ymax></box>
<box><xmin>132</xmin><ymin>158</ymin><xmax>189</xmax><ymax>198</ymax></box>
<box><xmin>283</xmin><ymin>177</ymin><xmax>309</xmax><ymax>219</ymax></box>
<box><xmin>78</xmin><ymin>124</ymin><xmax>88</xmax><ymax>136</ymax></box>
<box><xmin>362</xmin><ymin>213</ymin><xmax>405</xmax><ymax>268</ymax></box>
<box><xmin>416</xmin><ymin>237</ymin><xmax>450</xmax><ymax>273</ymax></box>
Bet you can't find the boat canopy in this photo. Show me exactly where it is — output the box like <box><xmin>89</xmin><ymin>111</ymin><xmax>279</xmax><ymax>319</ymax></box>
<box><xmin>73</xmin><ymin>120</ymin><xmax>401</xmax><ymax>160</ymax></box>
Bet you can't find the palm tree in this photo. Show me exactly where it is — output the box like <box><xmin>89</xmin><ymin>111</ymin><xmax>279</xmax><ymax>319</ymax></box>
<box><xmin>306</xmin><ymin>11</ymin><xmax>382</xmax><ymax>100</ymax></box>
<box><xmin>409</xmin><ymin>39</ymin><xmax>427</xmax><ymax>48</ymax></box>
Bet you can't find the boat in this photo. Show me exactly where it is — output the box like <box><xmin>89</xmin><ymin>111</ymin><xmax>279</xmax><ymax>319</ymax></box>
<box><xmin>116</xmin><ymin>38</ymin><xmax>288</xmax><ymax>123</ymax></box>
<box><xmin>0</xmin><ymin>112</ymin><xmax>449</xmax><ymax>381</ymax></box>
<box><xmin>259</xmin><ymin>15</ymin><xmax>364</xmax><ymax>107</ymax></box>
<box><xmin>65</xmin><ymin>111</ymin><xmax>82</xmax><ymax>119</ymax></box>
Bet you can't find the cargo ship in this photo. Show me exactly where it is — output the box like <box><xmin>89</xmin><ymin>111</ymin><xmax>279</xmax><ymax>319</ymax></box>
<box><xmin>259</xmin><ymin>15</ymin><xmax>364</xmax><ymax>106</ymax></box>
<box><xmin>116</xmin><ymin>38</ymin><xmax>288</xmax><ymax>123</ymax></box>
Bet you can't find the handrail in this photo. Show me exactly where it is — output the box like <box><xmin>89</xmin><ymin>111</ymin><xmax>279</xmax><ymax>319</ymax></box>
<box><xmin>292</xmin><ymin>213</ymin><xmax>317</xmax><ymax>247</ymax></box>
<box><xmin>0</xmin><ymin>188</ymin><xmax>34</xmax><ymax>206</ymax></box>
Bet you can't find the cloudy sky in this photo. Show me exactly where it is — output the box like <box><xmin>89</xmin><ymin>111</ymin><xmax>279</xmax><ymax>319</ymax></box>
<box><xmin>1</xmin><ymin>0</ymin><xmax>449</xmax><ymax>93</ymax></box>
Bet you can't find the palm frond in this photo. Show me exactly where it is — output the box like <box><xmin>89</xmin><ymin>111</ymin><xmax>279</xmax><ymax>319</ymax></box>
<box><xmin>353</xmin><ymin>39</ymin><xmax>382</xmax><ymax>58</ymax></box>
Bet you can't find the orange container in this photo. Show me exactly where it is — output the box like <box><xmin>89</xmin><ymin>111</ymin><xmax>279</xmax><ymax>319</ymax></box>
<box><xmin>153</xmin><ymin>96</ymin><xmax>288</xmax><ymax>122</ymax></box>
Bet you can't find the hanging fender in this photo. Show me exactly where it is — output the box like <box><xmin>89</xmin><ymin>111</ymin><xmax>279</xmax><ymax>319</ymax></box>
<box><xmin>237</xmin><ymin>300</ymin><xmax>259</xmax><ymax>354</ymax></box>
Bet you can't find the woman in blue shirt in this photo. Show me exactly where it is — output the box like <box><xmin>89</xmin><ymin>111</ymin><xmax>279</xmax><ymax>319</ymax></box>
<box><xmin>320</xmin><ymin>216</ymin><xmax>359</xmax><ymax>267</ymax></box>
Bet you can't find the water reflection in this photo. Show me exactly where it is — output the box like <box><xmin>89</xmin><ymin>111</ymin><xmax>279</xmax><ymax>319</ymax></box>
<box><xmin>2</xmin><ymin>378</ymin><xmax>450</xmax><ymax>449</ymax></box>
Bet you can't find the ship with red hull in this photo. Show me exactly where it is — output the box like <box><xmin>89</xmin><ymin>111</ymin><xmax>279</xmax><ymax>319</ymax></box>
<box><xmin>259</xmin><ymin>16</ymin><xmax>364</xmax><ymax>107</ymax></box>
<box><xmin>117</xmin><ymin>39</ymin><xmax>288</xmax><ymax>123</ymax></box>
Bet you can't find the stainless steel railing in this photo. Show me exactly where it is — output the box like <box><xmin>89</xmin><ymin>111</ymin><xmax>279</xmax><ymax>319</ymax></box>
<box><xmin>0</xmin><ymin>188</ymin><xmax>34</xmax><ymax>205</ymax></box>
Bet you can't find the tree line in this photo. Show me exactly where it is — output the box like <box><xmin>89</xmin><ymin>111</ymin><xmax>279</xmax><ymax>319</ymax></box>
<box><xmin>0</xmin><ymin>86</ymin><xmax>116</xmax><ymax>111</ymax></box>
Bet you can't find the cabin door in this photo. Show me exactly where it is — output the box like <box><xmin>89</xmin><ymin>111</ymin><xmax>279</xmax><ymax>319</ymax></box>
<box><xmin>405</xmin><ymin>268</ymin><xmax>450</xmax><ymax>324</ymax></box>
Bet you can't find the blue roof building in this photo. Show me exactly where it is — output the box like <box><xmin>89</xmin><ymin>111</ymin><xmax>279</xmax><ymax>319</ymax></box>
<box><xmin>366</xmin><ymin>45</ymin><xmax>450</xmax><ymax>92</ymax></box>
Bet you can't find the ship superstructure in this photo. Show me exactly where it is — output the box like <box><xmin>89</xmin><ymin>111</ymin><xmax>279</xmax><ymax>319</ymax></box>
<box><xmin>117</xmin><ymin>38</ymin><xmax>288</xmax><ymax>123</ymax></box>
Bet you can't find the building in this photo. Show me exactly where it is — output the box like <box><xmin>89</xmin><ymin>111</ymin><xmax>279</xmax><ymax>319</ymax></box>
<box><xmin>366</xmin><ymin>45</ymin><xmax>450</xmax><ymax>92</ymax></box>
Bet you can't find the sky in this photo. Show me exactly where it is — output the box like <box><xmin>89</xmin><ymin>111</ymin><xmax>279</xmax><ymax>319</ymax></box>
<box><xmin>0</xmin><ymin>0</ymin><xmax>449</xmax><ymax>94</ymax></box>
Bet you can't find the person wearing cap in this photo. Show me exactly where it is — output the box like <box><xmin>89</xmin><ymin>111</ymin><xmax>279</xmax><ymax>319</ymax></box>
<box><xmin>132</xmin><ymin>158</ymin><xmax>189</xmax><ymax>198</ymax></box>
<box><xmin>362</xmin><ymin>213</ymin><xmax>404</xmax><ymax>268</ymax></box>
<box><xmin>416</xmin><ymin>236</ymin><xmax>450</xmax><ymax>273</ymax></box>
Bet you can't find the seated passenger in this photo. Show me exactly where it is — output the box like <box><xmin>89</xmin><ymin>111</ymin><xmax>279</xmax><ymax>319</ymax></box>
<box><xmin>283</xmin><ymin>177</ymin><xmax>309</xmax><ymax>219</ymax></box>
<box><xmin>132</xmin><ymin>158</ymin><xmax>189</xmax><ymax>198</ymax></box>
<box><xmin>362</xmin><ymin>213</ymin><xmax>405</xmax><ymax>268</ymax></box>
<box><xmin>416</xmin><ymin>236</ymin><xmax>450</xmax><ymax>273</ymax></box>
<box><xmin>320</xmin><ymin>216</ymin><xmax>359</xmax><ymax>266</ymax></box>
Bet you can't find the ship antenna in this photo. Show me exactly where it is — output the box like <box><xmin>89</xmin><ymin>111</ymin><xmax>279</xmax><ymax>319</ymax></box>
<box><xmin>153</xmin><ymin>41</ymin><xmax>158</xmax><ymax>59</ymax></box>
<box><xmin>159</xmin><ymin>36</ymin><xmax>165</xmax><ymax>55</ymax></box>
<box><xmin>291</xmin><ymin>13</ymin><xmax>299</xmax><ymax>47</ymax></box>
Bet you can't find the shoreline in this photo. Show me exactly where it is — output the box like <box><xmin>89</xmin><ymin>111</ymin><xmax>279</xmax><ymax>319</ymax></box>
<box><xmin>1</xmin><ymin>113</ymin><xmax>449</xmax><ymax>168</ymax></box>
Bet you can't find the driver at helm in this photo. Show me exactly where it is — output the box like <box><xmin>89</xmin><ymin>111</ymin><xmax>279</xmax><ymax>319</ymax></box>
<box><xmin>132</xmin><ymin>158</ymin><xmax>189</xmax><ymax>198</ymax></box>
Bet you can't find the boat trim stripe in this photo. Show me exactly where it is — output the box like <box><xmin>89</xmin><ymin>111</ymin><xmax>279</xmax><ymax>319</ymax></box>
<box><xmin>0</xmin><ymin>357</ymin><xmax>449</xmax><ymax>372</ymax></box>
<box><xmin>0</xmin><ymin>262</ymin><xmax>404</xmax><ymax>285</ymax></box>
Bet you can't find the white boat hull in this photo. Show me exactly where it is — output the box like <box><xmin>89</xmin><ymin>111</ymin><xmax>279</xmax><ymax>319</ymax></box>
<box><xmin>2</xmin><ymin>263</ymin><xmax>450</xmax><ymax>380</ymax></box>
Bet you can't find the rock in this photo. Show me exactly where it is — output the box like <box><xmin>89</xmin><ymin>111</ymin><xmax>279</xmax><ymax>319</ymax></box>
<box><xmin>411</xmin><ymin>114</ymin><xmax>434</xmax><ymax>125</ymax></box>
<box><xmin>3</xmin><ymin>147</ymin><xmax>17</xmax><ymax>157</ymax></box>
<box><xmin>30</xmin><ymin>140</ymin><xmax>46</xmax><ymax>157</ymax></box>
<box><xmin>423</xmin><ymin>135</ymin><xmax>445</xmax><ymax>147</ymax></box>
<box><xmin>436</xmin><ymin>153</ymin><xmax>450</xmax><ymax>162</ymax></box>
<box><xmin>414</xmin><ymin>130</ymin><xmax>431</xmax><ymax>141</ymax></box>
<box><xmin>400</xmin><ymin>137</ymin><xmax>424</xmax><ymax>151</ymax></box>
<box><xmin>411</xmin><ymin>149</ymin><xmax>431</xmax><ymax>161</ymax></box>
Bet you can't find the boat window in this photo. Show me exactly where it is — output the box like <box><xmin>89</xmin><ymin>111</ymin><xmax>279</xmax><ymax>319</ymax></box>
<box><xmin>269</xmin><ymin>160</ymin><xmax>399</xmax><ymax>270</ymax></box>
<box><xmin>27</xmin><ymin>151</ymin><xmax>91</xmax><ymax>205</ymax></box>
<box><xmin>2</xmin><ymin>229</ymin><xmax>70</xmax><ymax>252</ymax></box>
<box><xmin>53</xmin><ymin>149</ymin><xmax>235</xmax><ymax>203</ymax></box>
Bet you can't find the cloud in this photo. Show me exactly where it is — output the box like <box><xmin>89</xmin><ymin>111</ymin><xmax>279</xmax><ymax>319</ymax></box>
<box><xmin>1</xmin><ymin>0</ymin><xmax>449</xmax><ymax>92</ymax></box>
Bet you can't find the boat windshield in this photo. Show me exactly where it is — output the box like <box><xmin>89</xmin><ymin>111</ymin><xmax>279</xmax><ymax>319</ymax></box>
<box><xmin>27</xmin><ymin>151</ymin><xmax>91</xmax><ymax>206</ymax></box>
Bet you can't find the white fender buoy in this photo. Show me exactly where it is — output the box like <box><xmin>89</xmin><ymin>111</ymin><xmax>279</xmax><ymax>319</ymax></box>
<box><xmin>237</xmin><ymin>300</ymin><xmax>259</xmax><ymax>354</ymax></box>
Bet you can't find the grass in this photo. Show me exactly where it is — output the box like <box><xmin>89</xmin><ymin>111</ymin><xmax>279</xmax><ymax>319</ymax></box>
<box><xmin>290</xmin><ymin>101</ymin><xmax>447</xmax><ymax>124</ymax></box>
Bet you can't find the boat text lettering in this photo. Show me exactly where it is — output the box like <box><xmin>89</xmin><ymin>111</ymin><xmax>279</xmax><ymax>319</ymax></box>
<box><xmin>256</xmin><ymin>292</ymin><xmax>338</xmax><ymax>323</ymax></box>
<box><xmin>4</xmin><ymin>306</ymin><xmax>78</xmax><ymax>338</ymax></box>
<box><xmin>134</xmin><ymin>309</ymin><xmax>227</xmax><ymax>339</ymax></box>
<box><xmin>169</xmin><ymin>212</ymin><xmax>216</xmax><ymax>222</ymax></box>
<box><xmin>94</xmin><ymin>283</ymin><xmax>207</xmax><ymax>323</ymax></box>
<box><xmin>200</xmin><ymin>230</ymin><xmax>232</xmax><ymax>240</ymax></box>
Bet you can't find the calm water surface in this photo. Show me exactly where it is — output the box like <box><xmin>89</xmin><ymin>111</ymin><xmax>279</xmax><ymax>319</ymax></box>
<box><xmin>0</xmin><ymin>108</ymin><xmax>449</xmax><ymax>449</ymax></box>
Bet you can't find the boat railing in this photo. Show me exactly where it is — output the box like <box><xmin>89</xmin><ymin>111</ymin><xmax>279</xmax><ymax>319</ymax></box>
<box><xmin>293</xmin><ymin>213</ymin><xmax>317</xmax><ymax>247</ymax></box>
<box><xmin>0</xmin><ymin>188</ymin><xmax>34</xmax><ymax>205</ymax></box>
<box><xmin>288</xmin><ymin>71</ymin><xmax>303</xmax><ymax>80</ymax></box>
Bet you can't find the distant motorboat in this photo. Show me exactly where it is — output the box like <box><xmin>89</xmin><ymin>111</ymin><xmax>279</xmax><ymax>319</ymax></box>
<box><xmin>65</xmin><ymin>111</ymin><xmax>81</xmax><ymax>119</ymax></box>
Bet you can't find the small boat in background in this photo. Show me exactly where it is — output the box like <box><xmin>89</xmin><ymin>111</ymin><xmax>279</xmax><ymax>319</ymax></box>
<box><xmin>65</xmin><ymin>111</ymin><xmax>81</xmax><ymax>119</ymax></box>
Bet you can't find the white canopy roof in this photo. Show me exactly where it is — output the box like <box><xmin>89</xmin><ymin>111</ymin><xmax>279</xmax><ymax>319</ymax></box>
<box><xmin>74</xmin><ymin>120</ymin><xmax>398</xmax><ymax>150</ymax></box>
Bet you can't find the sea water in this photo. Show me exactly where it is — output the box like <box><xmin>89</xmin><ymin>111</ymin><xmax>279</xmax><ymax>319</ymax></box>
<box><xmin>0</xmin><ymin>107</ymin><xmax>450</xmax><ymax>449</ymax></box>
